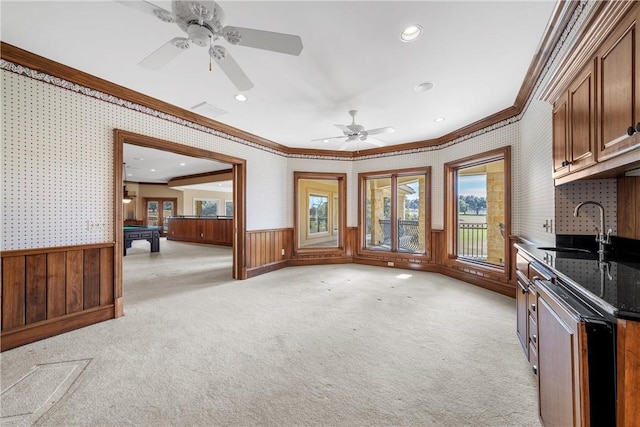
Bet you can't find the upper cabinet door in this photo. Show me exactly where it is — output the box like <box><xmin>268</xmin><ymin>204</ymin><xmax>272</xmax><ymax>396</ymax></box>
<box><xmin>597</xmin><ymin>6</ymin><xmax>640</xmax><ymax>161</ymax></box>
<box><xmin>552</xmin><ymin>93</ymin><xmax>569</xmax><ymax>178</ymax></box>
<box><xmin>568</xmin><ymin>62</ymin><xmax>596</xmax><ymax>173</ymax></box>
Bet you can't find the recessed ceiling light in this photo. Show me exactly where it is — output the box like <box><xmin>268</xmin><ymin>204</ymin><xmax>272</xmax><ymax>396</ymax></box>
<box><xmin>434</xmin><ymin>117</ymin><xmax>446</xmax><ymax>122</ymax></box>
<box><xmin>323</xmin><ymin>139</ymin><xmax>329</xmax><ymax>143</ymax></box>
<box><xmin>400</xmin><ymin>24</ymin><xmax>423</xmax><ymax>42</ymax></box>
<box><xmin>235</xmin><ymin>94</ymin><xmax>248</xmax><ymax>102</ymax></box>
<box><xmin>150</xmin><ymin>169</ymin><xmax>156</xmax><ymax>172</ymax></box>
<box><xmin>415</xmin><ymin>82</ymin><xmax>435</xmax><ymax>92</ymax></box>
<box><xmin>180</xmin><ymin>162</ymin><xmax>186</xmax><ymax>166</ymax></box>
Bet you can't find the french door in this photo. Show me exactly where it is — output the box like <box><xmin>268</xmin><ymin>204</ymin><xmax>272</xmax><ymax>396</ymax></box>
<box><xmin>144</xmin><ymin>198</ymin><xmax>177</xmax><ymax>236</ymax></box>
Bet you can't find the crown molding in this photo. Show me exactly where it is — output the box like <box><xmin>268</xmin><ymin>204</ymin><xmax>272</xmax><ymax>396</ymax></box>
<box><xmin>0</xmin><ymin>1</ymin><xmax>583</xmax><ymax>160</ymax></box>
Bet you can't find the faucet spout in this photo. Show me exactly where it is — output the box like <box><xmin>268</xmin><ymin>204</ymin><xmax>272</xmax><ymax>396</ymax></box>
<box><xmin>574</xmin><ymin>201</ymin><xmax>609</xmax><ymax>248</ymax></box>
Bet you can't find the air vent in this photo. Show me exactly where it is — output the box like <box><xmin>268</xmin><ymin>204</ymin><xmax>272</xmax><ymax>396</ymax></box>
<box><xmin>191</xmin><ymin>102</ymin><xmax>227</xmax><ymax>118</ymax></box>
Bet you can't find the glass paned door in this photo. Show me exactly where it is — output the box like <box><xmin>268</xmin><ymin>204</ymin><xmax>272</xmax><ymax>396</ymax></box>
<box><xmin>146</xmin><ymin>201</ymin><xmax>159</xmax><ymax>227</ymax></box>
<box><xmin>144</xmin><ymin>198</ymin><xmax>176</xmax><ymax>237</ymax></box>
<box><xmin>162</xmin><ymin>200</ymin><xmax>175</xmax><ymax>233</ymax></box>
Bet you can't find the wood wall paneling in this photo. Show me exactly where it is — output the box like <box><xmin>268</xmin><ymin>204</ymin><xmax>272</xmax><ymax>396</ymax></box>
<box><xmin>1</xmin><ymin>244</ymin><xmax>115</xmax><ymax>350</ymax></box>
<box><xmin>47</xmin><ymin>252</ymin><xmax>67</xmax><ymax>319</ymax></box>
<box><xmin>83</xmin><ymin>248</ymin><xmax>100</xmax><ymax>310</ymax></box>
<box><xmin>25</xmin><ymin>254</ymin><xmax>47</xmax><ymax>324</ymax></box>
<box><xmin>65</xmin><ymin>250</ymin><xmax>84</xmax><ymax>314</ymax></box>
<box><xmin>617</xmin><ymin>319</ymin><xmax>640</xmax><ymax>426</ymax></box>
<box><xmin>100</xmin><ymin>247</ymin><xmax>114</xmax><ymax>306</ymax></box>
<box><xmin>617</xmin><ymin>176</ymin><xmax>640</xmax><ymax>239</ymax></box>
<box><xmin>2</xmin><ymin>256</ymin><xmax>26</xmax><ymax>330</ymax></box>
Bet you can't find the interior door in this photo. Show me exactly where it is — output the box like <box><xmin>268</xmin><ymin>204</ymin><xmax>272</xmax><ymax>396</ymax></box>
<box><xmin>144</xmin><ymin>198</ymin><xmax>177</xmax><ymax>236</ymax></box>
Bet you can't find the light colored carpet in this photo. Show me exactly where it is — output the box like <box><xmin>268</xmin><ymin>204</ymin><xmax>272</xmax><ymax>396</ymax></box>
<box><xmin>1</xmin><ymin>239</ymin><xmax>540</xmax><ymax>426</ymax></box>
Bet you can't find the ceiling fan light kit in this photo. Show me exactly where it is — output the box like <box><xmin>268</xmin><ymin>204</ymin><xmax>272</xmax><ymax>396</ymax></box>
<box><xmin>117</xmin><ymin>0</ymin><xmax>304</xmax><ymax>90</ymax></box>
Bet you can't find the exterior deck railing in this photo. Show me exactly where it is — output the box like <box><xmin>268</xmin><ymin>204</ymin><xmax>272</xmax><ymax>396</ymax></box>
<box><xmin>378</xmin><ymin>219</ymin><xmax>420</xmax><ymax>251</ymax></box>
<box><xmin>458</xmin><ymin>222</ymin><xmax>487</xmax><ymax>259</ymax></box>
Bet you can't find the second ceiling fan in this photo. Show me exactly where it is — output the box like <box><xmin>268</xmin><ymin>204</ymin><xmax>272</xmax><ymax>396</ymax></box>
<box><xmin>313</xmin><ymin>110</ymin><xmax>395</xmax><ymax>150</ymax></box>
<box><xmin>117</xmin><ymin>0</ymin><xmax>304</xmax><ymax>91</ymax></box>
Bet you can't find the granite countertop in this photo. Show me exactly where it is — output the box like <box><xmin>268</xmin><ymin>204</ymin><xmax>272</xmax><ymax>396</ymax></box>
<box><xmin>516</xmin><ymin>235</ymin><xmax>640</xmax><ymax>321</ymax></box>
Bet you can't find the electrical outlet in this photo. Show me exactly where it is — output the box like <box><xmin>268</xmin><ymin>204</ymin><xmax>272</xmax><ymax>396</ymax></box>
<box><xmin>281</xmin><ymin>248</ymin><xmax>285</xmax><ymax>256</ymax></box>
<box><xmin>387</xmin><ymin>261</ymin><xmax>394</xmax><ymax>267</ymax></box>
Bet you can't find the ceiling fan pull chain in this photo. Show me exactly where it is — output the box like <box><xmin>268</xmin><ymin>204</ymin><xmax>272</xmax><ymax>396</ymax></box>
<box><xmin>209</xmin><ymin>36</ymin><xmax>212</xmax><ymax>71</ymax></box>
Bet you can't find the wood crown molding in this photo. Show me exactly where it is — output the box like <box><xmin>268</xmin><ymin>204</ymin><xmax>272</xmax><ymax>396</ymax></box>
<box><xmin>1</xmin><ymin>1</ymin><xmax>579</xmax><ymax>159</ymax></box>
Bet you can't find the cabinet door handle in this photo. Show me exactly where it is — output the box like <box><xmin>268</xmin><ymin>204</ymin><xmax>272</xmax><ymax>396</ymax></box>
<box><xmin>532</xmin><ymin>365</ymin><xmax>538</xmax><ymax>375</ymax></box>
<box><xmin>532</xmin><ymin>334</ymin><xmax>537</xmax><ymax>343</ymax></box>
<box><xmin>561</xmin><ymin>160</ymin><xmax>570</xmax><ymax>167</ymax></box>
<box><xmin>627</xmin><ymin>126</ymin><xmax>637</xmax><ymax>136</ymax></box>
<box><xmin>531</xmin><ymin>303</ymin><xmax>536</xmax><ymax>312</ymax></box>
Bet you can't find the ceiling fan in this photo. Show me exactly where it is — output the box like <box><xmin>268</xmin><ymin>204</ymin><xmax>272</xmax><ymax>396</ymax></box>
<box><xmin>116</xmin><ymin>0</ymin><xmax>303</xmax><ymax>91</ymax></box>
<box><xmin>313</xmin><ymin>110</ymin><xmax>395</xmax><ymax>150</ymax></box>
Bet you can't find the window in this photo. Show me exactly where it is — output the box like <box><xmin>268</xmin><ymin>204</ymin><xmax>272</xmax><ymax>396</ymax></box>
<box><xmin>294</xmin><ymin>172</ymin><xmax>346</xmax><ymax>253</ymax></box>
<box><xmin>194</xmin><ymin>198</ymin><xmax>219</xmax><ymax>217</ymax></box>
<box><xmin>445</xmin><ymin>146</ymin><xmax>511</xmax><ymax>273</ymax></box>
<box><xmin>308</xmin><ymin>194</ymin><xmax>329</xmax><ymax>234</ymax></box>
<box><xmin>360</xmin><ymin>168</ymin><xmax>430</xmax><ymax>256</ymax></box>
<box><xmin>224</xmin><ymin>200</ymin><xmax>233</xmax><ymax>217</ymax></box>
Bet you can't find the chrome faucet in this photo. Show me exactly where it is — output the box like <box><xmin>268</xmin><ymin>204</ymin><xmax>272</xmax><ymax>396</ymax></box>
<box><xmin>573</xmin><ymin>201</ymin><xmax>611</xmax><ymax>252</ymax></box>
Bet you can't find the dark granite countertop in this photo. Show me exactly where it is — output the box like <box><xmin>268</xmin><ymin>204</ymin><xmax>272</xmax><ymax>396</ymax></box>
<box><xmin>515</xmin><ymin>235</ymin><xmax>640</xmax><ymax>321</ymax></box>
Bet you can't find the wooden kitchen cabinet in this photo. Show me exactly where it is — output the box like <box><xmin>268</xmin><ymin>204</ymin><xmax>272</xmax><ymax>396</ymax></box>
<box><xmin>552</xmin><ymin>93</ymin><xmax>569</xmax><ymax>178</ymax></box>
<box><xmin>549</xmin><ymin>2</ymin><xmax>640</xmax><ymax>184</ymax></box>
<box><xmin>516</xmin><ymin>271</ymin><xmax>529</xmax><ymax>355</ymax></box>
<box><xmin>536</xmin><ymin>283</ymin><xmax>586</xmax><ymax>427</ymax></box>
<box><xmin>551</xmin><ymin>62</ymin><xmax>596</xmax><ymax>178</ymax></box>
<box><xmin>596</xmin><ymin>5</ymin><xmax>640</xmax><ymax>161</ymax></box>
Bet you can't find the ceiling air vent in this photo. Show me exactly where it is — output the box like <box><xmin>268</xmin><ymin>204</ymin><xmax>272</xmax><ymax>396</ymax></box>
<box><xmin>191</xmin><ymin>102</ymin><xmax>227</xmax><ymax>118</ymax></box>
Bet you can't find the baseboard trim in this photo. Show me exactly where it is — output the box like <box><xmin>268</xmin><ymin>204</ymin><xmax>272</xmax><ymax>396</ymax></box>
<box><xmin>439</xmin><ymin>266</ymin><xmax>515</xmax><ymax>297</ymax></box>
<box><xmin>1</xmin><ymin>305</ymin><xmax>115</xmax><ymax>351</ymax></box>
<box><xmin>246</xmin><ymin>260</ymin><xmax>288</xmax><ymax>278</ymax></box>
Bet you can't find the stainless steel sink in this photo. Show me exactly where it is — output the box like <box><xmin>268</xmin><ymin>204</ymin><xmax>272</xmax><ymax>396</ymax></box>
<box><xmin>537</xmin><ymin>246</ymin><xmax>593</xmax><ymax>253</ymax></box>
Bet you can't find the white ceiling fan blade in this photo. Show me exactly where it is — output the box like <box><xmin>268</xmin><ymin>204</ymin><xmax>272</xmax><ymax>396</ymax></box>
<box><xmin>114</xmin><ymin>0</ymin><xmax>175</xmax><ymax>22</ymax></box>
<box><xmin>223</xmin><ymin>26</ymin><xmax>303</xmax><ymax>56</ymax></box>
<box><xmin>311</xmin><ymin>135</ymin><xmax>347</xmax><ymax>142</ymax></box>
<box><xmin>338</xmin><ymin>140</ymin><xmax>351</xmax><ymax>151</ymax></box>
<box><xmin>139</xmin><ymin>38</ymin><xmax>190</xmax><ymax>70</ymax></box>
<box><xmin>334</xmin><ymin>124</ymin><xmax>352</xmax><ymax>133</ymax></box>
<box><xmin>210</xmin><ymin>48</ymin><xmax>254</xmax><ymax>91</ymax></box>
<box><xmin>365</xmin><ymin>126</ymin><xmax>395</xmax><ymax>136</ymax></box>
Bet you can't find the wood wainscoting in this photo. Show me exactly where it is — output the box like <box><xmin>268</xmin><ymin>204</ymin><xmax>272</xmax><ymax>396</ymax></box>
<box><xmin>1</xmin><ymin>243</ymin><xmax>115</xmax><ymax>351</ymax></box>
<box><xmin>245</xmin><ymin>229</ymin><xmax>293</xmax><ymax>278</ymax></box>
<box><xmin>244</xmin><ymin>228</ymin><xmax>514</xmax><ymax>297</ymax></box>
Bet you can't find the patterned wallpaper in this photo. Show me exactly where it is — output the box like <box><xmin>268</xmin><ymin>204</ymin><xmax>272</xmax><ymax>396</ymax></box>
<box><xmin>0</xmin><ymin>0</ymin><xmax>617</xmax><ymax>252</ymax></box>
<box><xmin>1</xmin><ymin>69</ymin><xmax>290</xmax><ymax>250</ymax></box>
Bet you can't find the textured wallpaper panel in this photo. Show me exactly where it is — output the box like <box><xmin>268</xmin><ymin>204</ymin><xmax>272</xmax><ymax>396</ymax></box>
<box><xmin>2</xmin><ymin>72</ymin><xmax>113</xmax><ymax>248</ymax></box>
<box><xmin>555</xmin><ymin>180</ymin><xmax>617</xmax><ymax>235</ymax></box>
<box><xmin>516</xmin><ymin>0</ymin><xmax>600</xmax><ymax>245</ymax></box>
<box><xmin>1</xmin><ymin>70</ymin><xmax>290</xmax><ymax>250</ymax></box>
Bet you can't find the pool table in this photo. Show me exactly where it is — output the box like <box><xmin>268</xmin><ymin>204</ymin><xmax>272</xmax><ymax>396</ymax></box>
<box><xmin>123</xmin><ymin>225</ymin><xmax>162</xmax><ymax>256</ymax></box>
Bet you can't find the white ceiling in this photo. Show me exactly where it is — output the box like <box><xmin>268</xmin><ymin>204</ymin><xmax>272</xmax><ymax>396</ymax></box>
<box><xmin>124</xmin><ymin>143</ymin><xmax>231</xmax><ymax>184</ymax></box>
<box><xmin>1</xmin><ymin>0</ymin><xmax>558</xmax><ymax>155</ymax></box>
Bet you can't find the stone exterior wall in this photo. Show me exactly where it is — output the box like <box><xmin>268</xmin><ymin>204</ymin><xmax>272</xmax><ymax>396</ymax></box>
<box><xmin>486</xmin><ymin>170</ymin><xmax>505</xmax><ymax>264</ymax></box>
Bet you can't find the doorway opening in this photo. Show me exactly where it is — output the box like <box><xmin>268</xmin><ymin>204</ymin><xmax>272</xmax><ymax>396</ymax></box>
<box><xmin>114</xmin><ymin>130</ymin><xmax>247</xmax><ymax>317</ymax></box>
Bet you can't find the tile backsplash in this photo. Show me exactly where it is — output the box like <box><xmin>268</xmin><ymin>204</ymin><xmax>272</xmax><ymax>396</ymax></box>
<box><xmin>555</xmin><ymin>179</ymin><xmax>617</xmax><ymax>235</ymax></box>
